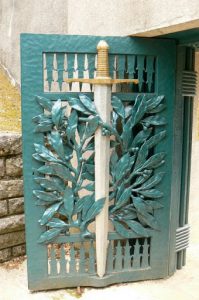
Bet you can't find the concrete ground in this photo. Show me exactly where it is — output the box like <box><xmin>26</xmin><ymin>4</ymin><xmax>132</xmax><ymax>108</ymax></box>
<box><xmin>0</xmin><ymin>141</ymin><xmax>199</xmax><ymax>300</ymax></box>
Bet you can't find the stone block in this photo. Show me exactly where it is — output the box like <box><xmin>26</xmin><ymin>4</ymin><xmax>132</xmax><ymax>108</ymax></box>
<box><xmin>0</xmin><ymin>158</ymin><xmax>5</xmax><ymax>178</ymax></box>
<box><xmin>0</xmin><ymin>200</ymin><xmax>8</xmax><ymax>217</ymax></box>
<box><xmin>0</xmin><ymin>133</ymin><xmax>22</xmax><ymax>157</ymax></box>
<box><xmin>12</xmin><ymin>244</ymin><xmax>26</xmax><ymax>257</ymax></box>
<box><xmin>0</xmin><ymin>248</ymin><xmax>12</xmax><ymax>263</ymax></box>
<box><xmin>0</xmin><ymin>179</ymin><xmax>23</xmax><ymax>200</ymax></box>
<box><xmin>6</xmin><ymin>155</ymin><xmax>23</xmax><ymax>177</ymax></box>
<box><xmin>0</xmin><ymin>214</ymin><xmax>25</xmax><ymax>234</ymax></box>
<box><xmin>8</xmin><ymin>197</ymin><xmax>24</xmax><ymax>214</ymax></box>
<box><xmin>0</xmin><ymin>231</ymin><xmax>25</xmax><ymax>250</ymax></box>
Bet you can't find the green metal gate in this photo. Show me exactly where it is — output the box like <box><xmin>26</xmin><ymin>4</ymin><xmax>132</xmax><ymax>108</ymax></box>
<box><xmin>21</xmin><ymin>34</ymin><xmax>191</xmax><ymax>291</ymax></box>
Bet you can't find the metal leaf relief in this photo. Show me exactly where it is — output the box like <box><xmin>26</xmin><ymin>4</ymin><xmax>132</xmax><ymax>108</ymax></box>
<box><xmin>33</xmin><ymin>95</ymin><xmax>104</xmax><ymax>243</ymax></box>
<box><xmin>109</xmin><ymin>94</ymin><xmax>166</xmax><ymax>237</ymax></box>
<box><xmin>33</xmin><ymin>94</ymin><xmax>166</xmax><ymax>243</ymax></box>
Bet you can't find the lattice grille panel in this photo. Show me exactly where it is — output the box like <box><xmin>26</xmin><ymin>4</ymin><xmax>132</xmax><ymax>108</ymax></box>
<box><xmin>48</xmin><ymin>237</ymin><xmax>151</xmax><ymax>277</ymax></box>
<box><xmin>107</xmin><ymin>237</ymin><xmax>151</xmax><ymax>273</ymax></box>
<box><xmin>43</xmin><ymin>53</ymin><xmax>156</xmax><ymax>93</ymax></box>
<box><xmin>48</xmin><ymin>241</ymin><xmax>96</xmax><ymax>276</ymax></box>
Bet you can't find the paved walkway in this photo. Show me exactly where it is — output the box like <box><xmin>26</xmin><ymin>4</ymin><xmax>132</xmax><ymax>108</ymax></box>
<box><xmin>0</xmin><ymin>142</ymin><xmax>199</xmax><ymax>300</ymax></box>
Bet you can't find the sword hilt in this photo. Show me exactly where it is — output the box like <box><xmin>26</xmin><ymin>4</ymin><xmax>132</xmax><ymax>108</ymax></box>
<box><xmin>96</xmin><ymin>40</ymin><xmax>110</xmax><ymax>78</ymax></box>
<box><xmin>64</xmin><ymin>40</ymin><xmax>139</xmax><ymax>85</ymax></box>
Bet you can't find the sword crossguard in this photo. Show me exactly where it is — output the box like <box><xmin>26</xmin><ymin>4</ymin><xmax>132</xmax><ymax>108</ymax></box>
<box><xmin>64</xmin><ymin>78</ymin><xmax>139</xmax><ymax>85</ymax></box>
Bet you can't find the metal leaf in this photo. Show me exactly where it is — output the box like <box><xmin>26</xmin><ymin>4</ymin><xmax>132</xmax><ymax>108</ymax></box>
<box><xmin>115</xmin><ymin>181</ymin><xmax>126</xmax><ymax>201</ymax></box>
<box><xmin>66</xmin><ymin>110</ymin><xmax>78</xmax><ymax>140</ymax></box>
<box><xmin>131</xmin><ymin>170</ymin><xmax>153</xmax><ymax>188</ymax></box>
<box><xmin>145</xmin><ymin>200</ymin><xmax>163</xmax><ymax>210</ymax></box>
<box><xmin>134</xmin><ymin>142</ymin><xmax>148</xmax><ymax>171</ymax></box>
<box><xmin>125</xmin><ymin>220</ymin><xmax>149</xmax><ymax>237</ymax></box>
<box><xmin>38</xmin><ymin>228</ymin><xmax>62</xmax><ymax>244</ymax></box>
<box><xmin>39</xmin><ymin>202</ymin><xmax>62</xmax><ymax>225</ymax></box>
<box><xmin>52</xmin><ymin>99</ymin><xmax>64</xmax><ymax>128</ymax></box>
<box><xmin>139</xmin><ymin>189</ymin><xmax>163</xmax><ymax>198</ymax></box>
<box><xmin>67</xmin><ymin>97</ymin><xmax>89</xmax><ymax>114</ymax></box>
<box><xmin>34</xmin><ymin>143</ymin><xmax>59</xmax><ymax>163</ymax></box>
<box><xmin>111</xmin><ymin>96</ymin><xmax>125</xmax><ymax>119</ymax></box>
<box><xmin>84</xmin><ymin>116</ymin><xmax>99</xmax><ymax>139</ymax></box>
<box><xmin>73</xmin><ymin>194</ymin><xmax>94</xmax><ymax>214</ymax></box>
<box><xmin>81</xmin><ymin>171</ymin><xmax>95</xmax><ymax>181</ymax></box>
<box><xmin>37</xmin><ymin>163</ymin><xmax>75</xmax><ymax>182</ymax></box>
<box><xmin>34</xmin><ymin>177</ymin><xmax>64</xmax><ymax>192</ymax></box>
<box><xmin>82</xmin><ymin>183</ymin><xmax>95</xmax><ymax>191</ymax></box>
<box><xmin>63</xmin><ymin>187</ymin><xmax>74</xmax><ymax>218</ymax></box>
<box><xmin>110</xmin><ymin>151</ymin><xmax>118</xmax><ymax>167</ymax></box>
<box><xmin>83</xmin><ymin>137</ymin><xmax>94</xmax><ymax>152</ymax></box>
<box><xmin>79</xmin><ymin>94</ymin><xmax>97</xmax><ymax>114</ymax></box>
<box><xmin>131</xmin><ymin>128</ymin><xmax>152</xmax><ymax>147</ymax></box>
<box><xmin>133</xmin><ymin>197</ymin><xmax>148</xmax><ymax>215</ymax></box>
<box><xmin>47</xmin><ymin>218</ymin><xmax>68</xmax><ymax>228</ymax></box>
<box><xmin>73</xmin><ymin>201</ymin><xmax>84</xmax><ymax>215</ymax></box>
<box><xmin>85</xmin><ymin>163</ymin><xmax>94</xmax><ymax>174</ymax></box>
<box><xmin>131</xmin><ymin>95</ymin><xmax>147</xmax><ymax>127</ymax></box>
<box><xmin>48</xmin><ymin>131</ymin><xmax>65</xmax><ymax>160</ymax></box>
<box><xmin>147</xmin><ymin>130</ymin><xmax>166</xmax><ymax>149</ymax></box>
<box><xmin>113</xmin><ymin>186</ymin><xmax>132</xmax><ymax>212</ymax></box>
<box><xmin>34</xmin><ymin>123</ymin><xmax>53</xmax><ymax>133</ymax></box>
<box><xmin>121</xmin><ymin>117</ymin><xmax>133</xmax><ymax>149</ymax></box>
<box><xmin>83</xmin><ymin>197</ymin><xmax>105</xmax><ymax>223</ymax></box>
<box><xmin>35</xmin><ymin>200</ymin><xmax>52</xmax><ymax>206</ymax></box>
<box><xmin>148</xmin><ymin>104</ymin><xmax>166</xmax><ymax>114</ymax></box>
<box><xmin>33</xmin><ymin>190</ymin><xmax>62</xmax><ymax>202</ymax></box>
<box><xmin>85</xmin><ymin>152</ymin><xmax>94</xmax><ymax>165</ymax></box>
<box><xmin>82</xmin><ymin>194</ymin><xmax>95</xmax><ymax>219</ymax></box>
<box><xmin>35</xmin><ymin>96</ymin><xmax>52</xmax><ymax>111</ymax></box>
<box><xmin>32</xmin><ymin>153</ymin><xmax>48</xmax><ymax>163</ymax></box>
<box><xmin>114</xmin><ymin>153</ymin><xmax>131</xmax><ymax>182</ymax></box>
<box><xmin>116</xmin><ymin>210</ymin><xmax>137</xmax><ymax>221</ymax></box>
<box><xmin>147</xmin><ymin>95</ymin><xmax>164</xmax><ymax>112</ymax></box>
<box><xmin>112</xmin><ymin>220</ymin><xmax>134</xmax><ymax>238</ymax></box>
<box><xmin>142</xmin><ymin>115</ymin><xmax>166</xmax><ymax>126</ymax></box>
<box><xmin>139</xmin><ymin>172</ymin><xmax>165</xmax><ymax>190</ymax></box>
<box><xmin>137</xmin><ymin>212</ymin><xmax>160</xmax><ymax>230</ymax></box>
<box><xmin>140</xmin><ymin>152</ymin><xmax>165</xmax><ymax>170</ymax></box>
<box><xmin>64</xmin><ymin>145</ymin><xmax>73</xmax><ymax>159</ymax></box>
<box><xmin>77</xmin><ymin>123</ymin><xmax>86</xmax><ymax>141</ymax></box>
<box><xmin>32</xmin><ymin>114</ymin><xmax>52</xmax><ymax>124</ymax></box>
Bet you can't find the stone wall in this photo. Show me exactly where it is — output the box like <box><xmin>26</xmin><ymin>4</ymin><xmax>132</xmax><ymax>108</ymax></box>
<box><xmin>0</xmin><ymin>132</ymin><xmax>25</xmax><ymax>262</ymax></box>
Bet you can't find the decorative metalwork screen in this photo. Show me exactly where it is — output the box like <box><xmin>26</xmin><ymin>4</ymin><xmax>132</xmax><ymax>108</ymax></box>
<box><xmin>43</xmin><ymin>52</ymin><xmax>156</xmax><ymax>93</ymax></box>
<box><xmin>21</xmin><ymin>34</ymin><xmax>178</xmax><ymax>291</ymax></box>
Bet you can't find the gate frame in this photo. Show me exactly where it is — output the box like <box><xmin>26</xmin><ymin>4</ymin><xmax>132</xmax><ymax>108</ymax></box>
<box><xmin>21</xmin><ymin>34</ymin><xmax>187</xmax><ymax>291</ymax></box>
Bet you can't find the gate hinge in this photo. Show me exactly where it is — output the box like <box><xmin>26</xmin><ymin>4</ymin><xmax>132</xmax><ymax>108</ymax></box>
<box><xmin>182</xmin><ymin>70</ymin><xmax>197</xmax><ymax>97</ymax></box>
<box><xmin>176</xmin><ymin>224</ymin><xmax>190</xmax><ymax>252</ymax></box>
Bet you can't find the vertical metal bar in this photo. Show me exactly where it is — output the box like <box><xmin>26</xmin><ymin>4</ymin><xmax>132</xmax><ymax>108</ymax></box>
<box><xmin>60</xmin><ymin>245</ymin><xmax>66</xmax><ymax>275</ymax></box>
<box><xmin>177</xmin><ymin>47</ymin><xmax>195</xmax><ymax>269</ymax></box>
<box><xmin>106</xmin><ymin>241</ymin><xmax>113</xmax><ymax>273</ymax></box>
<box><xmin>88</xmin><ymin>240</ymin><xmax>96</xmax><ymax>274</ymax></box>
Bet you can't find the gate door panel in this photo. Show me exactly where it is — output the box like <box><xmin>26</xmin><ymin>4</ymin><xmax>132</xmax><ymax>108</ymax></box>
<box><xmin>21</xmin><ymin>34</ymin><xmax>177</xmax><ymax>291</ymax></box>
